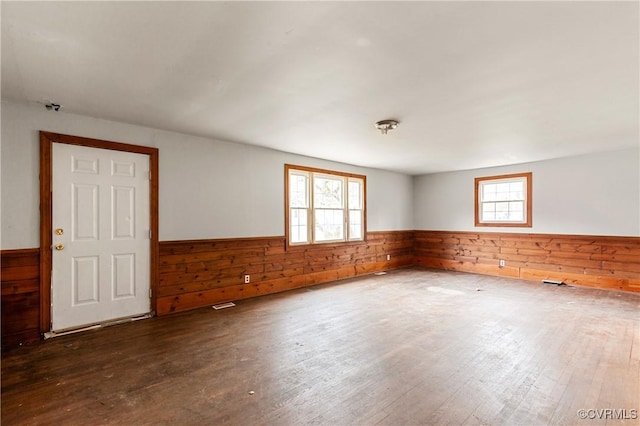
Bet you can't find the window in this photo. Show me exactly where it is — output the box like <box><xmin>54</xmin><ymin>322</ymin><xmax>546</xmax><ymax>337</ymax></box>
<box><xmin>286</xmin><ymin>165</ymin><xmax>365</xmax><ymax>245</ymax></box>
<box><xmin>475</xmin><ymin>172</ymin><xmax>532</xmax><ymax>227</ymax></box>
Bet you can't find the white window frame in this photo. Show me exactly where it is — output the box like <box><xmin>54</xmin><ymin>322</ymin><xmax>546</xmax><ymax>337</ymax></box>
<box><xmin>475</xmin><ymin>172</ymin><xmax>532</xmax><ymax>227</ymax></box>
<box><xmin>286</xmin><ymin>164</ymin><xmax>366</xmax><ymax>246</ymax></box>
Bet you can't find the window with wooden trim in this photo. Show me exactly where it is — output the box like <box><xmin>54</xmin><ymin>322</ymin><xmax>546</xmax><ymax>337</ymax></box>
<box><xmin>475</xmin><ymin>172</ymin><xmax>532</xmax><ymax>227</ymax></box>
<box><xmin>286</xmin><ymin>164</ymin><xmax>366</xmax><ymax>245</ymax></box>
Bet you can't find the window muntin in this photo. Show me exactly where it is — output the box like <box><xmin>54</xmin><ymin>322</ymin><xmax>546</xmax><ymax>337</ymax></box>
<box><xmin>475</xmin><ymin>172</ymin><xmax>532</xmax><ymax>227</ymax></box>
<box><xmin>286</xmin><ymin>165</ymin><xmax>365</xmax><ymax>245</ymax></box>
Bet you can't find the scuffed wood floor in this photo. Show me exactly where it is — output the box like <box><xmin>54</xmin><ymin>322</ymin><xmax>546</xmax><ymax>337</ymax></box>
<box><xmin>2</xmin><ymin>268</ymin><xmax>639</xmax><ymax>425</ymax></box>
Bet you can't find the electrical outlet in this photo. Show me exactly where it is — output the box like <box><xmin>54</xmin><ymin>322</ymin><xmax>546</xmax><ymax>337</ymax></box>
<box><xmin>499</xmin><ymin>259</ymin><xmax>505</xmax><ymax>268</ymax></box>
<box><xmin>386</xmin><ymin>254</ymin><xmax>391</xmax><ymax>261</ymax></box>
<box><xmin>244</xmin><ymin>274</ymin><xmax>250</xmax><ymax>284</ymax></box>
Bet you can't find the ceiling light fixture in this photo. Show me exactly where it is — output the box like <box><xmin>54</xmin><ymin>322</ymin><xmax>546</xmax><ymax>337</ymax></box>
<box><xmin>375</xmin><ymin>119</ymin><xmax>399</xmax><ymax>135</ymax></box>
<box><xmin>45</xmin><ymin>102</ymin><xmax>62</xmax><ymax>112</ymax></box>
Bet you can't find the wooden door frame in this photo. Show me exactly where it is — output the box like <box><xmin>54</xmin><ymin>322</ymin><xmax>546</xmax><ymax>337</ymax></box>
<box><xmin>39</xmin><ymin>131</ymin><xmax>159</xmax><ymax>334</ymax></box>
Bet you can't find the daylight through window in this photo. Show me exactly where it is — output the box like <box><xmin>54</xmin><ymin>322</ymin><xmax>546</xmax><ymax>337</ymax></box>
<box><xmin>475</xmin><ymin>172</ymin><xmax>532</xmax><ymax>227</ymax></box>
<box><xmin>286</xmin><ymin>165</ymin><xmax>365</xmax><ymax>245</ymax></box>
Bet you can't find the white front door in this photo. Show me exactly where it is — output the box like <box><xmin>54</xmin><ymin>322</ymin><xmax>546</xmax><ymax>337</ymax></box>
<box><xmin>51</xmin><ymin>143</ymin><xmax>151</xmax><ymax>331</ymax></box>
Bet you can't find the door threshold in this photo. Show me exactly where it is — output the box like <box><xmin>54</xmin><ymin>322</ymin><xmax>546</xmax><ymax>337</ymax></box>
<box><xmin>44</xmin><ymin>313</ymin><xmax>153</xmax><ymax>339</ymax></box>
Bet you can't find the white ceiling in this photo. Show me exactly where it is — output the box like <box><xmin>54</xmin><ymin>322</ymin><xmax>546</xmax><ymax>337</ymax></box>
<box><xmin>2</xmin><ymin>1</ymin><xmax>638</xmax><ymax>175</ymax></box>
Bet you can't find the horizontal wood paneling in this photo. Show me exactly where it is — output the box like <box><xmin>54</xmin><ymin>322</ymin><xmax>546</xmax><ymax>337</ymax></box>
<box><xmin>1</xmin><ymin>249</ymin><xmax>41</xmax><ymax>347</ymax></box>
<box><xmin>414</xmin><ymin>231</ymin><xmax>640</xmax><ymax>292</ymax></box>
<box><xmin>157</xmin><ymin>231</ymin><xmax>415</xmax><ymax>314</ymax></box>
<box><xmin>4</xmin><ymin>230</ymin><xmax>638</xmax><ymax>345</ymax></box>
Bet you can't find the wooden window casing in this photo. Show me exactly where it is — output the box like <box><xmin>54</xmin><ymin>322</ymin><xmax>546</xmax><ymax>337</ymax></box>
<box><xmin>475</xmin><ymin>172</ymin><xmax>532</xmax><ymax>227</ymax></box>
<box><xmin>285</xmin><ymin>164</ymin><xmax>366</xmax><ymax>248</ymax></box>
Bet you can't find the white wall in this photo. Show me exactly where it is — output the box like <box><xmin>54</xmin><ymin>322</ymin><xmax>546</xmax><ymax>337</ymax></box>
<box><xmin>413</xmin><ymin>148</ymin><xmax>640</xmax><ymax>236</ymax></box>
<box><xmin>4</xmin><ymin>98</ymin><xmax>636</xmax><ymax>249</ymax></box>
<box><xmin>1</xmin><ymin>100</ymin><xmax>414</xmax><ymax>249</ymax></box>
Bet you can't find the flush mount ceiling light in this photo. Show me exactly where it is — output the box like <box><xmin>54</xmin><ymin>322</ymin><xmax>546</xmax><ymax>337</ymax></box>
<box><xmin>375</xmin><ymin>119</ymin><xmax>399</xmax><ymax>135</ymax></box>
<box><xmin>42</xmin><ymin>101</ymin><xmax>62</xmax><ymax>111</ymax></box>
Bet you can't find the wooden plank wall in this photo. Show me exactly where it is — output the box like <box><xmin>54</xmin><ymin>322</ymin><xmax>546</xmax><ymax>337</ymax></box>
<box><xmin>3</xmin><ymin>230</ymin><xmax>638</xmax><ymax>346</ymax></box>
<box><xmin>157</xmin><ymin>231</ymin><xmax>415</xmax><ymax>315</ymax></box>
<box><xmin>414</xmin><ymin>231</ymin><xmax>640</xmax><ymax>292</ymax></box>
<box><xmin>1</xmin><ymin>249</ymin><xmax>41</xmax><ymax>347</ymax></box>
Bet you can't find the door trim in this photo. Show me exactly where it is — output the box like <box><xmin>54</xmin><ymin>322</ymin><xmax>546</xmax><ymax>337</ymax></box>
<box><xmin>39</xmin><ymin>131</ymin><xmax>159</xmax><ymax>334</ymax></box>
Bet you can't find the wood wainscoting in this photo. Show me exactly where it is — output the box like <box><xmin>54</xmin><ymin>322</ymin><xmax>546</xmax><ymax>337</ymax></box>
<box><xmin>157</xmin><ymin>231</ymin><xmax>415</xmax><ymax>315</ymax></box>
<box><xmin>3</xmin><ymin>230</ymin><xmax>638</xmax><ymax>346</ymax></box>
<box><xmin>1</xmin><ymin>249</ymin><xmax>41</xmax><ymax>347</ymax></box>
<box><xmin>414</xmin><ymin>231</ymin><xmax>640</xmax><ymax>292</ymax></box>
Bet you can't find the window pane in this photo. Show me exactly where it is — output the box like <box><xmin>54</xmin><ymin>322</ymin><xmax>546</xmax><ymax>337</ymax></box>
<box><xmin>509</xmin><ymin>182</ymin><xmax>524</xmax><ymax>193</ymax></box>
<box><xmin>509</xmin><ymin>210</ymin><xmax>524</xmax><ymax>221</ymax></box>
<box><xmin>496</xmin><ymin>183</ymin><xmax>510</xmax><ymax>193</ymax></box>
<box><xmin>482</xmin><ymin>203</ymin><xmax>495</xmax><ymax>214</ymax></box>
<box><xmin>349</xmin><ymin>210</ymin><xmax>362</xmax><ymax>240</ymax></box>
<box><xmin>483</xmin><ymin>211</ymin><xmax>496</xmax><ymax>221</ymax></box>
<box><xmin>509</xmin><ymin>201</ymin><xmax>523</xmax><ymax>212</ymax></box>
<box><xmin>314</xmin><ymin>209</ymin><xmax>344</xmax><ymax>241</ymax></box>
<box><xmin>481</xmin><ymin>202</ymin><xmax>494</xmax><ymax>221</ymax></box>
<box><xmin>508</xmin><ymin>182</ymin><xmax>524</xmax><ymax>201</ymax></box>
<box><xmin>348</xmin><ymin>180</ymin><xmax>362</xmax><ymax>209</ymax></box>
<box><xmin>496</xmin><ymin>183</ymin><xmax>511</xmax><ymax>201</ymax></box>
<box><xmin>495</xmin><ymin>202</ymin><xmax>509</xmax><ymax>212</ymax></box>
<box><xmin>483</xmin><ymin>179</ymin><xmax>526</xmax><ymax>202</ymax></box>
<box><xmin>482</xmin><ymin>184</ymin><xmax>497</xmax><ymax>202</ymax></box>
<box><xmin>509</xmin><ymin>201</ymin><xmax>524</xmax><ymax>221</ymax></box>
<box><xmin>290</xmin><ymin>208</ymin><xmax>308</xmax><ymax>243</ymax></box>
<box><xmin>314</xmin><ymin>176</ymin><xmax>343</xmax><ymax>208</ymax></box>
<box><xmin>289</xmin><ymin>173</ymin><xmax>308</xmax><ymax>208</ymax></box>
<box><xmin>481</xmin><ymin>201</ymin><xmax>525</xmax><ymax>222</ymax></box>
<box><xmin>494</xmin><ymin>202</ymin><xmax>508</xmax><ymax>220</ymax></box>
<box><xmin>476</xmin><ymin>173</ymin><xmax>531</xmax><ymax>226</ymax></box>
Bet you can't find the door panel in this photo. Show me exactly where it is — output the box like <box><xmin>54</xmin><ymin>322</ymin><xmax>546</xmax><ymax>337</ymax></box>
<box><xmin>52</xmin><ymin>143</ymin><xmax>150</xmax><ymax>331</ymax></box>
<box><xmin>72</xmin><ymin>256</ymin><xmax>99</xmax><ymax>305</ymax></box>
<box><xmin>73</xmin><ymin>184</ymin><xmax>99</xmax><ymax>240</ymax></box>
<box><xmin>112</xmin><ymin>253</ymin><xmax>135</xmax><ymax>299</ymax></box>
<box><xmin>112</xmin><ymin>186</ymin><xmax>135</xmax><ymax>239</ymax></box>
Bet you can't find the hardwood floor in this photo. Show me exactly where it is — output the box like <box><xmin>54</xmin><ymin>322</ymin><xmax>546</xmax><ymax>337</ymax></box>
<box><xmin>2</xmin><ymin>268</ymin><xmax>639</xmax><ymax>425</ymax></box>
